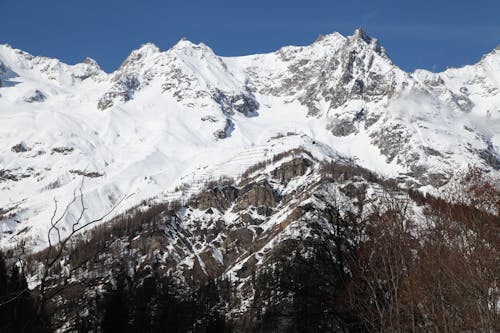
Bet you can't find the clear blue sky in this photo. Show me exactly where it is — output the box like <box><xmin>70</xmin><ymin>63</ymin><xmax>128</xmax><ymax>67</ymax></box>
<box><xmin>1</xmin><ymin>0</ymin><xmax>499</xmax><ymax>73</ymax></box>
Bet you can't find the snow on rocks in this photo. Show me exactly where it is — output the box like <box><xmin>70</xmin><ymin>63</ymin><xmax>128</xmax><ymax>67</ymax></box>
<box><xmin>0</xmin><ymin>29</ymin><xmax>499</xmax><ymax>250</ymax></box>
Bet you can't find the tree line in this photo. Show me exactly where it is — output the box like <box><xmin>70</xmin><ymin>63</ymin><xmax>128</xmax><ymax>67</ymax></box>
<box><xmin>0</xmin><ymin>168</ymin><xmax>498</xmax><ymax>332</ymax></box>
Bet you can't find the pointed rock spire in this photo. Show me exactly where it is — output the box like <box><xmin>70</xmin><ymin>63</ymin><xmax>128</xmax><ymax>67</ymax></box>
<box><xmin>353</xmin><ymin>28</ymin><xmax>371</xmax><ymax>43</ymax></box>
<box><xmin>82</xmin><ymin>57</ymin><xmax>101</xmax><ymax>69</ymax></box>
<box><xmin>118</xmin><ymin>43</ymin><xmax>161</xmax><ymax>71</ymax></box>
<box><xmin>349</xmin><ymin>28</ymin><xmax>387</xmax><ymax>57</ymax></box>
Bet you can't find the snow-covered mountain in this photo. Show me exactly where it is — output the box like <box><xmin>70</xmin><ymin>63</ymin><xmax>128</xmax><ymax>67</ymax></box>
<box><xmin>0</xmin><ymin>29</ymin><xmax>499</xmax><ymax>250</ymax></box>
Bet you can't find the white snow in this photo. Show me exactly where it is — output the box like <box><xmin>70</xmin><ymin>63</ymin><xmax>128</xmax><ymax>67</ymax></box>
<box><xmin>0</xmin><ymin>31</ymin><xmax>498</xmax><ymax>250</ymax></box>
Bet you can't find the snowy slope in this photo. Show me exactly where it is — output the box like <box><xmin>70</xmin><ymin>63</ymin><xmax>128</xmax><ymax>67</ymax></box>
<box><xmin>0</xmin><ymin>30</ymin><xmax>499</xmax><ymax>250</ymax></box>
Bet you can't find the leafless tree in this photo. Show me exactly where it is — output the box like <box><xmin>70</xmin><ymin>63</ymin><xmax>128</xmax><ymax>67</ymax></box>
<box><xmin>1</xmin><ymin>176</ymin><xmax>132</xmax><ymax>320</ymax></box>
<box><xmin>345</xmin><ymin>170</ymin><xmax>499</xmax><ymax>332</ymax></box>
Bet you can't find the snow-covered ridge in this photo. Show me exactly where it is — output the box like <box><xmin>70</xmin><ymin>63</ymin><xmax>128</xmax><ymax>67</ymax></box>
<box><xmin>0</xmin><ymin>29</ymin><xmax>499</xmax><ymax>250</ymax></box>
<box><xmin>0</xmin><ymin>44</ymin><xmax>106</xmax><ymax>85</ymax></box>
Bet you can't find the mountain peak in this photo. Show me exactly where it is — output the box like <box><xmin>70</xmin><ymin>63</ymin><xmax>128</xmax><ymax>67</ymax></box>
<box><xmin>0</xmin><ymin>43</ymin><xmax>17</xmax><ymax>54</ymax></box>
<box><xmin>82</xmin><ymin>57</ymin><xmax>100</xmax><ymax>68</ymax></box>
<box><xmin>314</xmin><ymin>32</ymin><xmax>344</xmax><ymax>42</ymax></box>
<box><xmin>352</xmin><ymin>28</ymin><xmax>371</xmax><ymax>43</ymax></box>
<box><xmin>0</xmin><ymin>43</ymin><xmax>32</xmax><ymax>60</ymax></box>
<box><xmin>481</xmin><ymin>44</ymin><xmax>500</xmax><ymax>60</ymax></box>
<box><xmin>0</xmin><ymin>43</ymin><xmax>12</xmax><ymax>52</ymax></box>
<box><xmin>169</xmin><ymin>38</ymin><xmax>219</xmax><ymax>61</ymax></box>
<box><xmin>135</xmin><ymin>43</ymin><xmax>161</xmax><ymax>57</ymax></box>
<box><xmin>171</xmin><ymin>37</ymin><xmax>200</xmax><ymax>50</ymax></box>
<box><xmin>312</xmin><ymin>32</ymin><xmax>346</xmax><ymax>48</ymax></box>
<box><xmin>348</xmin><ymin>28</ymin><xmax>386</xmax><ymax>57</ymax></box>
<box><xmin>117</xmin><ymin>43</ymin><xmax>161</xmax><ymax>71</ymax></box>
<box><xmin>169</xmin><ymin>38</ymin><xmax>217</xmax><ymax>56</ymax></box>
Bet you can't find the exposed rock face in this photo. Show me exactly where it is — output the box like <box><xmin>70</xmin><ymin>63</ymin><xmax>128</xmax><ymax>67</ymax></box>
<box><xmin>11</xmin><ymin>142</ymin><xmax>30</xmax><ymax>153</ymax></box>
<box><xmin>27</xmin><ymin>153</ymin><xmax>431</xmax><ymax>331</ymax></box>
<box><xmin>213</xmin><ymin>118</ymin><xmax>234</xmax><ymax>139</ymax></box>
<box><xmin>476</xmin><ymin>142</ymin><xmax>500</xmax><ymax>170</ymax></box>
<box><xmin>213</xmin><ymin>88</ymin><xmax>259</xmax><ymax>116</ymax></box>
<box><xmin>271</xmin><ymin>157</ymin><xmax>312</xmax><ymax>183</ymax></box>
<box><xmin>0</xmin><ymin>169</ymin><xmax>20</xmax><ymax>182</ymax></box>
<box><xmin>328</xmin><ymin>117</ymin><xmax>359</xmax><ymax>136</ymax></box>
<box><xmin>193</xmin><ymin>179</ymin><xmax>280</xmax><ymax>212</ymax></box>
<box><xmin>97</xmin><ymin>75</ymin><xmax>140</xmax><ymax>110</ymax></box>
<box><xmin>51</xmin><ymin>146</ymin><xmax>74</xmax><ymax>154</ymax></box>
<box><xmin>69</xmin><ymin>170</ymin><xmax>104</xmax><ymax>178</ymax></box>
<box><xmin>23</xmin><ymin>89</ymin><xmax>47</xmax><ymax>103</ymax></box>
<box><xmin>96</xmin><ymin>95</ymin><xmax>113</xmax><ymax>110</ymax></box>
<box><xmin>414</xmin><ymin>71</ymin><xmax>474</xmax><ymax>112</ymax></box>
<box><xmin>72</xmin><ymin>57</ymin><xmax>105</xmax><ymax>82</ymax></box>
<box><xmin>193</xmin><ymin>185</ymin><xmax>239</xmax><ymax>211</ymax></box>
<box><xmin>252</xmin><ymin>28</ymin><xmax>404</xmax><ymax>117</ymax></box>
<box><xmin>233</xmin><ymin>180</ymin><xmax>279</xmax><ymax>212</ymax></box>
<box><xmin>0</xmin><ymin>60</ymin><xmax>5</xmax><ymax>87</ymax></box>
<box><xmin>97</xmin><ymin>44</ymin><xmax>160</xmax><ymax>110</ymax></box>
<box><xmin>370</xmin><ymin>123</ymin><xmax>412</xmax><ymax>164</ymax></box>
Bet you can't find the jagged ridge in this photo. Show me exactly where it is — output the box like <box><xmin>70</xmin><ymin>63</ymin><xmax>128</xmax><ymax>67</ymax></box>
<box><xmin>0</xmin><ymin>29</ymin><xmax>499</xmax><ymax>251</ymax></box>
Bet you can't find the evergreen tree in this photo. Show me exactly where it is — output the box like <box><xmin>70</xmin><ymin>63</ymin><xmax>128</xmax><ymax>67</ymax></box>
<box><xmin>0</xmin><ymin>260</ymin><xmax>51</xmax><ymax>333</ymax></box>
<box><xmin>0</xmin><ymin>251</ymin><xmax>7</xmax><ymax>297</ymax></box>
<box><xmin>132</xmin><ymin>275</ymin><xmax>156</xmax><ymax>331</ymax></box>
<box><xmin>9</xmin><ymin>265</ymin><xmax>27</xmax><ymax>292</ymax></box>
<box><xmin>206</xmin><ymin>311</ymin><xmax>231</xmax><ymax>333</ymax></box>
<box><xmin>102</xmin><ymin>275</ymin><xmax>131</xmax><ymax>333</ymax></box>
<box><xmin>155</xmin><ymin>284</ymin><xmax>194</xmax><ymax>333</ymax></box>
